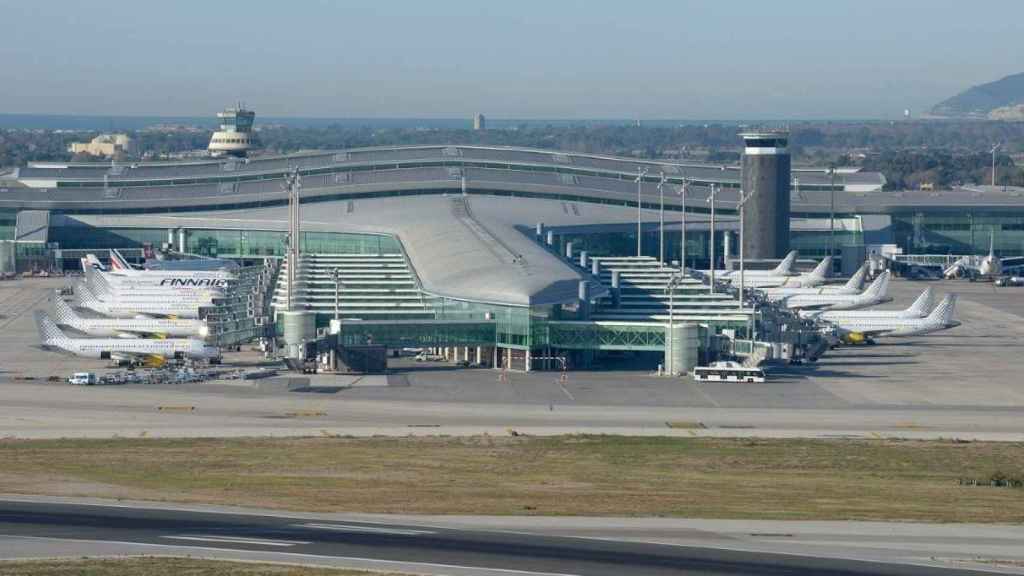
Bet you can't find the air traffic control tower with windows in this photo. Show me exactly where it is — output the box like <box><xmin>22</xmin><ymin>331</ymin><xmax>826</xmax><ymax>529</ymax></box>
<box><xmin>741</xmin><ymin>130</ymin><xmax>791</xmax><ymax>259</ymax></box>
<box><xmin>208</xmin><ymin>105</ymin><xmax>256</xmax><ymax>158</ymax></box>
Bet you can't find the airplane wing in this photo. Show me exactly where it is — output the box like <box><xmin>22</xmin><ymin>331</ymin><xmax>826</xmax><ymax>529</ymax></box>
<box><xmin>116</xmin><ymin>331</ymin><xmax>168</xmax><ymax>339</ymax></box>
<box><xmin>831</xmin><ymin>325</ymin><xmax>892</xmax><ymax>337</ymax></box>
<box><xmin>783</xmin><ymin>300</ymin><xmax>836</xmax><ymax>311</ymax></box>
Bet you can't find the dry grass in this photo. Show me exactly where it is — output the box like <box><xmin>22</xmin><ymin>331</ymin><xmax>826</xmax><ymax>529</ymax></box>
<box><xmin>0</xmin><ymin>557</ymin><xmax>408</xmax><ymax>575</ymax></box>
<box><xmin>0</xmin><ymin>436</ymin><xmax>1022</xmax><ymax>522</ymax></box>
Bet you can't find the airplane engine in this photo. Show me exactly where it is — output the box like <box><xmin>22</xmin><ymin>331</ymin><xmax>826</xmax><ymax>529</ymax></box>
<box><xmin>839</xmin><ymin>332</ymin><xmax>868</xmax><ymax>345</ymax></box>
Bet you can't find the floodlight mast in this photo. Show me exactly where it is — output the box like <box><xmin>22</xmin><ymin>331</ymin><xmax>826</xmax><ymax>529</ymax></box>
<box><xmin>678</xmin><ymin>177</ymin><xmax>688</xmax><ymax>270</ymax></box>
<box><xmin>658</xmin><ymin>172</ymin><xmax>667</xmax><ymax>268</ymax></box>
<box><xmin>636</xmin><ymin>167</ymin><xmax>649</xmax><ymax>257</ymax></box>
<box><xmin>736</xmin><ymin>185</ymin><xmax>758</xmax><ymax>311</ymax></box>
<box><xmin>282</xmin><ymin>167</ymin><xmax>302</xmax><ymax>312</ymax></box>
<box><xmin>708</xmin><ymin>183</ymin><xmax>717</xmax><ymax>293</ymax></box>
<box><xmin>992</xmin><ymin>143</ymin><xmax>1001</xmax><ymax>187</ymax></box>
<box><xmin>663</xmin><ymin>273</ymin><xmax>683</xmax><ymax>376</ymax></box>
<box><xmin>829</xmin><ymin>164</ymin><xmax>836</xmax><ymax>260</ymax></box>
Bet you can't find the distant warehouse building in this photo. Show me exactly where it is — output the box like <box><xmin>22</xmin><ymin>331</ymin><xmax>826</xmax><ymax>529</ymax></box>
<box><xmin>68</xmin><ymin>134</ymin><xmax>137</xmax><ymax>158</ymax></box>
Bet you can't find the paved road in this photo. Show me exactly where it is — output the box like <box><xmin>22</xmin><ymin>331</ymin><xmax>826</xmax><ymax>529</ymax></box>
<box><xmin>0</xmin><ymin>500</ymin><xmax>1005</xmax><ymax>576</ymax></box>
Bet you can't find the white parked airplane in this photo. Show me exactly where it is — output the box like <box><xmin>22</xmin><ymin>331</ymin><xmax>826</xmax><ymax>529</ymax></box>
<box><xmin>942</xmin><ymin>230</ymin><xmax>1024</xmax><ymax>281</ymax></box>
<box><xmin>738</xmin><ymin>256</ymin><xmax>833</xmax><ymax>289</ymax></box>
<box><xmin>761</xmin><ymin>262</ymin><xmax>868</xmax><ymax>298</ymax></box>
<box><xmin>821</xmin><ymin>294</ymin><xmax>960</xmax><ymax>343</ymax></box>
<box><xmin>36</xmin><ymin>311</ymin><xmax>220</xmax><ymax>366</ymax></box>
<box><xmin>87</xmin><ymin>253</ymin><xmax>233</xmax><ymax>283</ymax></box>
<box><xmin>83</xmin><ymin>266</ymin><xmax>219</xmax><ymax>302</ymax></box>
<box><xmin>53</xmin><ymin>297</ymin><xmax>208</xmax><ymax>338</ymax></box>
<box><xmin>704</xmin><ymin>250</ymin><xmax>799</xmax><ymax>279</ymax></box>
<box><xmin>809</xmin><ymin>287</ymin><xmax>934</xmax><ymax>322</ymax></box>
<box><xmin>779</xmin><ymin>270</ymin><xmax>891</xmax><ymax>310</ymax></box>
<box><xmin>74</xmin><ymin>283</ymin><xmax>204</xmax><ymax>319</ymax></box>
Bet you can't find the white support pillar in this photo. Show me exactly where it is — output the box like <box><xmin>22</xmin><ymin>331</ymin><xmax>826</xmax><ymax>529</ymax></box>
<box><xmin>476</xmin><ymin>346</ymin><xmax>482</xmax><ymax>365</ymax></box>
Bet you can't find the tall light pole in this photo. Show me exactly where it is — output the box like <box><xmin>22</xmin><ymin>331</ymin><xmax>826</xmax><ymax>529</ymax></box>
<box><xmin>991</xmin><ymin>143</ymin><xmax>1001</xmax><ymax>187</ymax></box>
<box><xmin>829</xmin><ymin>165</ymin><xmax>836</xmax><ymax>259</ymax></box>
<box><xmin>664</xmin><ymin>273</ymin><xmax>682</xmax><ymax>376</ymax></box>
<box><xmin>636</xmin><ymin>167</ymin><xmax>648</xmax><ymax>257</ymax></box>
<box><xmin>332</xmin><ymin>268</ymin><xmax>342</xmax><ymax>321</ymax></box>
<box><xmin>708</xmin><ymin>183</ymin><xmax>717</xmax><ymax>293</ymax></box>
<box><xmin>678</xmin><ymin>177</ymin><xmax>688</xmax><ymax>270</ymax></box>
<box><xmin>658</xmin><ymin>172</ymin><xmax>666</xmax><ymax>267</ymax></box>
<box><xmin>736</xmin><ymin>185</ymin><xmax>758</xmax><ymax>311</ymax></box>
<box><xmin>282</xmin><ymin>167</ymin><xmax>302</xmax><ymax>312</ymax></box>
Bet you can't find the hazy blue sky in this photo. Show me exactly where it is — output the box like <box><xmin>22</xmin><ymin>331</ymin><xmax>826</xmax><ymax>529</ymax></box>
<box><xmin>1</xmin><ymin>0</ymin><xmax>1020</xmax><ymax>119</ymax></box>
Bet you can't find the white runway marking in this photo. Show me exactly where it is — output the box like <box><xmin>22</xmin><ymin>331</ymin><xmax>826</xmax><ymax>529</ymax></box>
<box><xmin>163</xmin><ymin>534</ymin><xmax>310</xmax><ymax>547</ymax></box>
<box><xmin>296</xmin><ymin>522</ymin><xmax>436</xmax><ymax>535</ymax></box>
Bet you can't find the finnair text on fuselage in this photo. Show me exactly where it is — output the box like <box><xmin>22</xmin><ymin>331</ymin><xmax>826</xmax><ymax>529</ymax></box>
<box><xmin>159</xmin><ymin>278</ymin><xmax>229</xmax><ymax>288</ymax></box>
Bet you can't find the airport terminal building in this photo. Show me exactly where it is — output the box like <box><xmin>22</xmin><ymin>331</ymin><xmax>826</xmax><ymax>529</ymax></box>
<box><xmin>2</xmin><ymin>144</ymin><xmax>1024</xmax><ymax>370</ymax></box>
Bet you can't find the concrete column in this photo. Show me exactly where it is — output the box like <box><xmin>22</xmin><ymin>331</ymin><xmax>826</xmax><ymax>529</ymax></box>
<box><xmin>611</xmin><ymin>270</ymin><xmax>621</xmax><ymax>307</ymax></box>
<box><xmin>579</xmin><ymin>250</ymin><xmax>588</xmax><ymax>268</ymax></box>
<box><xmin>524</xmin><ymin>349</ymin><xmax>531</xmax><ymax>372</ymax></box>
<box><xmin>724</xmin><ymin>231</ymin><xmax>732</xmax><ymax>266</ymax></box>
<box><xmin>167</xmin><ymin>228</ymin><xmax>174</xmax><ymax>248</ymax></box>
<box><xmin>546</xmin><ymin>231</ymin><xmax>555</xmax><ymax>247</ymax></box>
<box><xmin>591</xmin><ymin>259</ymin><xmax>600</xmax><ymax>276</ymax></box>
<box><xmin>536</xmin><ymin>222</ymin><xmax>544</xmax><ymax>237</ymax></box>
<box><xmin>578</xmin><ymin>280</ymin><xmax>590</xmax><ymax>320</ymax></box>
<box><xmin>565</xmin><ymin>241</ymin><xmax>574</xmax><ymax>259</ymax></box>
<box><xmin>475</xmin><ymin>346</ymin><xmax>482</xmax><ymax>365</ymax></box>
<box><xmin>463</xmin><ymin>347</ymin><xmax>470</xmax><ymax>363</ymax></box>
<box><xmin>178</xmin><ymin>228</ymin><xmax>186</xmax><ymax>253</ymax></box>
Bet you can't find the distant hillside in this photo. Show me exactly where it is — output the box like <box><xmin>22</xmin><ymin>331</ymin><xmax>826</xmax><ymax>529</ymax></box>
<box><xmin>932</xmin><ymin>72</ymin><xmax>1024</xmax><ymax>119</ymax></box>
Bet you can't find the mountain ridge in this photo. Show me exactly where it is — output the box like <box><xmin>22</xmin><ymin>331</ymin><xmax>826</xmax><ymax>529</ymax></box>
<box><xmin>932</xmin><ymin>72</ymin><xmax>1024</xmax><ymax>119</ymax></box>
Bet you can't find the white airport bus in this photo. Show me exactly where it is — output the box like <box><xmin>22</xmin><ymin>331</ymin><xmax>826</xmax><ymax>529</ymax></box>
<box><xmin>693</xmin><ymin>361</ymin><xmax>766</xmax><ymax>383</ymax></box>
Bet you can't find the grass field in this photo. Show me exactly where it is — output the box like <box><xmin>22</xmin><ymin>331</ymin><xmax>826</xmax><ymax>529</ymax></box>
<box><xmin>0</xmin><ymin>557</ymin><xmax>408</xmax><ymax>575</ymax></box>
<box><xmin>1</xmin><ymin>435</ymin><xmax>1023</xmax><ymax>522</ymax></box>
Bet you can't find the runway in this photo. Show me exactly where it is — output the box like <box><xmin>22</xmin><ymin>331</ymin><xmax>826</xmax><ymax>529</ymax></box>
<box><xmin>0</xmin><ymin>499</ymin><xmax>1010</xmax><ymax>575</ymax></box>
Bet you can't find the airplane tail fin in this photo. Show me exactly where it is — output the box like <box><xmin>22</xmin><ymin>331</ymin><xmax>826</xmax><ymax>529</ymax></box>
<box><xmin>771</xmin><ymin>250</ymin><xmax>798</xmax><ymax>275</ymax></box>
<box><xmin>85</xmin><ymin>254</ymin><xmax>106</xmax><ymax>272</ymax></box>
<box><xmin>52</xmin><ymin>297</ymin><xmax>83</xmax><ymax>328</ymax></box>
<box><xmin>75</xmin><ymin>283</ymin><xmax>102</xmax><ymax>310</ymax></box>
<box><xmin>926</xmin><ymin>294</ymin><xmax>958</xmax><ymax>326</ymax></box>
<box><xmin>808</xmin><ymin>256</ymin><xmax>833</xmax><ymax>280</ymax></box>
<box><xmin>34</xmin><ymin>310</ymin><xmax>68</xmax><ymax>345</ymax></box>
<box><xmin>843</xmin><ymin>263</ymin><xmax>868</xmax><ymax>291</ymax></box>
<box><xmin>863</xmin><ymin>270</ymin><xmax>890</xmax><ymax>299</ymax></box>
<box><xmin>907</xmin><ymin>287</ymin><xmax>934</xmax><ymax>317</ymax></box>
<box><xmin>109</xmin><ymin>249</ymin><xmax>132</xmax><ymax>272</ymax></box>
<box><xmin>90</xmin><ymin>268</ymin><xmax>114</xmax><ymax>295</ymax></box>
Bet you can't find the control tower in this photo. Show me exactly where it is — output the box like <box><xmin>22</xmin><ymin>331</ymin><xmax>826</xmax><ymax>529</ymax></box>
<box><xmin>208</xmin><ymin>105</ymin><xmax>256</xmax><ymax>158</ymax></box>
<box><xmin>740</xmin><ymin>130</ymin><xmax>791</xmax><ymax>260</ymax></box>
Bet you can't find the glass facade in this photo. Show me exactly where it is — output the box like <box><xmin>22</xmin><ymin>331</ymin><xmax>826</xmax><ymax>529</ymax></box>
<box><xmin>0</xmin><ymin>210</ymin><xmax>15</xmax><ymax>241</ymax></box>
<box><xmin>891</xmin><ymin>212</ymin><xmax>1024</xmax><ymax>257</ymax></box>
<box><xmin>50</xmin><ymin>225</ymin><xmax>400</xmax><ymax>258</ymax></box>
<box><xmin>790</xmin><ymin>230</ymin><xmax>863</xmax><ymax>259</ymax></box>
